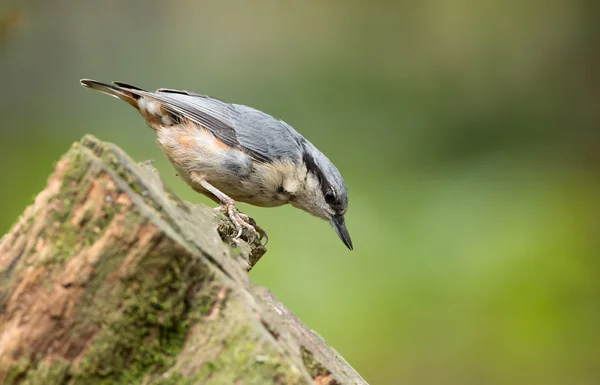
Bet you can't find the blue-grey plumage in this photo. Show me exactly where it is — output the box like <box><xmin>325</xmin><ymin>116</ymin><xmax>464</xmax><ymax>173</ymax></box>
<box><xmin>80</xmin><ymin>79</ymin><xmax>352</xmax><ymax>250</ymax></box>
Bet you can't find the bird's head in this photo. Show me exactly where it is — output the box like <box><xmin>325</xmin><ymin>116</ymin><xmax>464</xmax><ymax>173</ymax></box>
<box><xmin>290</xmin><ymin>143</ymin><xmax>353</xmax><ymax>250</ymax></box>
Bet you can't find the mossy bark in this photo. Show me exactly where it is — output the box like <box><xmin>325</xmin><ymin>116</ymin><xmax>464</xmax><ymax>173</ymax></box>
<box><xmin>0</xmin><ymin>136</ymin><xmax>367</xmax><ymax>385</ymax></box>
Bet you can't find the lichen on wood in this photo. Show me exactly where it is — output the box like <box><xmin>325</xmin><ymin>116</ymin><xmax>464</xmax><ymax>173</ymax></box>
<box><xmin>0</xmin><ymin>135</ymin><xmax>367</xmax><ymax>385</ymax></box>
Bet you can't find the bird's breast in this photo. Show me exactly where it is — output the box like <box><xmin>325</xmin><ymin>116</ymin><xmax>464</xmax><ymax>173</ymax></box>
<box><xmin>154</xmin><ymin>122</ymin><xmax>307</xmax><ymax>207</ymax></box>
<box><xmin>239</xmin><ymin>160</ymin><xmax>307</xmax><ymax>207</ymax></box>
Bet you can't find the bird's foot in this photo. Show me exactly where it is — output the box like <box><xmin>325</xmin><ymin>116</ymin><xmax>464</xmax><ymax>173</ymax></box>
<box><xmin>214</xmin><ymin>204</ymin><xmax>267</xmax><ymax>245</ymax></box>
<box><xmin>239</xmin><ymin>213</ymin><xmax>269</xmax><ymax>246</ymax></box>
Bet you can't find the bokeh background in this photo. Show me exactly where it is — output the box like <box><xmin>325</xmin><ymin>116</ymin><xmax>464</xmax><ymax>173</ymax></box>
<box><xmin>1</xmin><ymin>1</ymin><xmax>599</xmax><ymax>384</ymax></box>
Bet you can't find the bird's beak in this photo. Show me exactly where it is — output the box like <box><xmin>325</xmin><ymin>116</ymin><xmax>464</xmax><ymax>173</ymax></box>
<box><xmin>331</xmin><ymin>215</ymin><xmax>353</xmax><ymax>250</ymax></box>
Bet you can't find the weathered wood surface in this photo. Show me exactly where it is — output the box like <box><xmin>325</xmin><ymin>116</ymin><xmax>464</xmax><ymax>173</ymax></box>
<box><xmin>0</xmin><ymin>136</ymin><xmax>367</xmax><ymax>385</ymax></box>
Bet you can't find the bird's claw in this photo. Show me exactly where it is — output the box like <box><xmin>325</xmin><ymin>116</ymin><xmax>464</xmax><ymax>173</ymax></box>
<box><xmin>215</xmin><ymin>204</ymin><xmax>267</xmax><ymax>245</ymax></box>
<box><xmin>246</xmin><ymin>216</ymin><xmax>269</xmax><ymax>245</ymax></box>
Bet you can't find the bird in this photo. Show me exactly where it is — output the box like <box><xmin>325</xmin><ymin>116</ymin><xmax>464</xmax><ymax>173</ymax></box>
<box><xmin>80</xmin><ymin>79</ymin><xmax>353</xmax><ymax>250</ymax></box>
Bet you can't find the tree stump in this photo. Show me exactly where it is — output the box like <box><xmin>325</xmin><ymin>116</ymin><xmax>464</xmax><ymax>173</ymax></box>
<box><xmin>0</xmin><ymin>135</ymin><xmax>367</xmax><ymax>385</ymax></box>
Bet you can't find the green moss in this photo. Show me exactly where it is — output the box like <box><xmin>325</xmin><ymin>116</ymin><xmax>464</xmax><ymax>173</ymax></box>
<box><xmin>185</xmin><ymin>325</ymin><xmax>303</xmax><ymax>385</ymax></box>
<box><xmin>69</xmin><ymin>237</ymin><xmax>208</xmax><ymax>385</ymax></box>
<box><xmin>193</xmin><ymin>281</ymin><xmax>223</xmax><ymax>317</ymax></box>
<box><xmin>35</xmin><ymin>147</ymin><xmax>124</xmax><ymax>267</ymax></box>
<box><xmin>153</xmin><ymin>371</ymin><xmax>184</xmax><ymax>385</ymax></box>
<box><xmin>21</xmin><ymin>359</ymin><xmax>70</xmax><ymax>385</ymax></box>
<box><xmin>80</xmin><ymin>135</ymin><xmax>103</xmax><ymax>156</ymax></box>
<box><xmin>93</xmin><ymin>145</ymin><xmax>147</xmax><ymax>201</ymax></box>
<box><xmin>61</xmin><ymin>150</ymin><xmax>91</xmax><ymax>195</ymax></box>
<box><xmin>36</xmin><ymin>202</ymin><xmax>115</xmax><ymax>268</ymax></box>
<box><xmin>79</xmin><ymin>136</ymin><xmax>193</xmax><ymax>229</ymax></box>
<box><xmin>162</xmin><ymin>291</ymin><xmax>306</xmax><ymax>385</ymax></box>
<box><xmin>100</xmin><ymin>200</ymin><xmax>121</xmax><ymax>224</ymax></box>
<box><xmin>300</xmin><ymin>347</ymin><xmax>339</xmax><ymax>385</ymax></box>
<box><xmin>4</xmin><ymin>358</ymin><xmax>30</xmax><ymax>385</ymax></box>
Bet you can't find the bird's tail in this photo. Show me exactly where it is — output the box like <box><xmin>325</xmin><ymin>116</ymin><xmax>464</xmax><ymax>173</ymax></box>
<box><xmin>80</xmin><ymin>79</ymin><xmax>142</xmax><ymax>109</ymax></box>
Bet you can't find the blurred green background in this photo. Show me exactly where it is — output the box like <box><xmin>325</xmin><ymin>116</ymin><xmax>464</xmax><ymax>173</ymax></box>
<box><xmin>1</xmin><ymin>1</ymin><xmax>599</xmax><ymax>384</ymax></box>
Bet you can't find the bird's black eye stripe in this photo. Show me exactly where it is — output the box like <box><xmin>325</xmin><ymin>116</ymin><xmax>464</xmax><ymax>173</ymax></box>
<box><xmin>302</xmin><ymin>151</ymin><xmax>327</xmax><ymax>188</ymax></box>
<box><xmin>302</xmin><ymin>149</ymin><xmax>332</xmax><ymax>194</ymax></box>
<box><xmin>302</xmin><ymin>144</ymin><xmax>341</xmax><ymax>208</ymax></box>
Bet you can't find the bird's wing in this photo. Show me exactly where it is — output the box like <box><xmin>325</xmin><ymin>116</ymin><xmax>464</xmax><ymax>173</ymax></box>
<box><xmin>118</xmin><ymin>85</ymin><xmax>302</xmax><ymax>162</ymax></box>
<box><xmin>229</xmin><ymin>104</ymin><xmax>304</xmax><ymax>161</ymax></box>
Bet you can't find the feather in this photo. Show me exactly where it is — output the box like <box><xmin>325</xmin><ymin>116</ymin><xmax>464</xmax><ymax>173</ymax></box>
<box><xmin>111</xmin><ymin>83</ymin><xmax>305</xmax><ymax>163</ymax></box>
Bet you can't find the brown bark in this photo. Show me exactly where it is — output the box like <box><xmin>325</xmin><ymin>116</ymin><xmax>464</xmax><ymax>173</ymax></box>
<box><xmin>0</xmin><ymin>135</ymin><xmax>367</xmax><ymax>385</ymax></box>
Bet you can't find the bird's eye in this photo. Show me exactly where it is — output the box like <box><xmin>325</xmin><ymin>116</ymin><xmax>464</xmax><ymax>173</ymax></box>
<box><xmin>324</xmin><ymin>191</ymin><xmax>336</xmax><ymax>204</ymax></box>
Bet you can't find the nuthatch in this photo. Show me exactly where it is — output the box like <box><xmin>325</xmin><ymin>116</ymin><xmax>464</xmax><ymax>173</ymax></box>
<box><xmin>80</xmin><ymin>79</ymin><xmax>352</xmax><ymax>250</ymax></box>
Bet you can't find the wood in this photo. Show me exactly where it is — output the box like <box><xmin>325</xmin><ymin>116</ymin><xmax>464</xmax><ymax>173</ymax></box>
<box><xmin>0</xmin><ymin>135</ymin><xmax>367</xmax><ymax>385</ymax></box>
